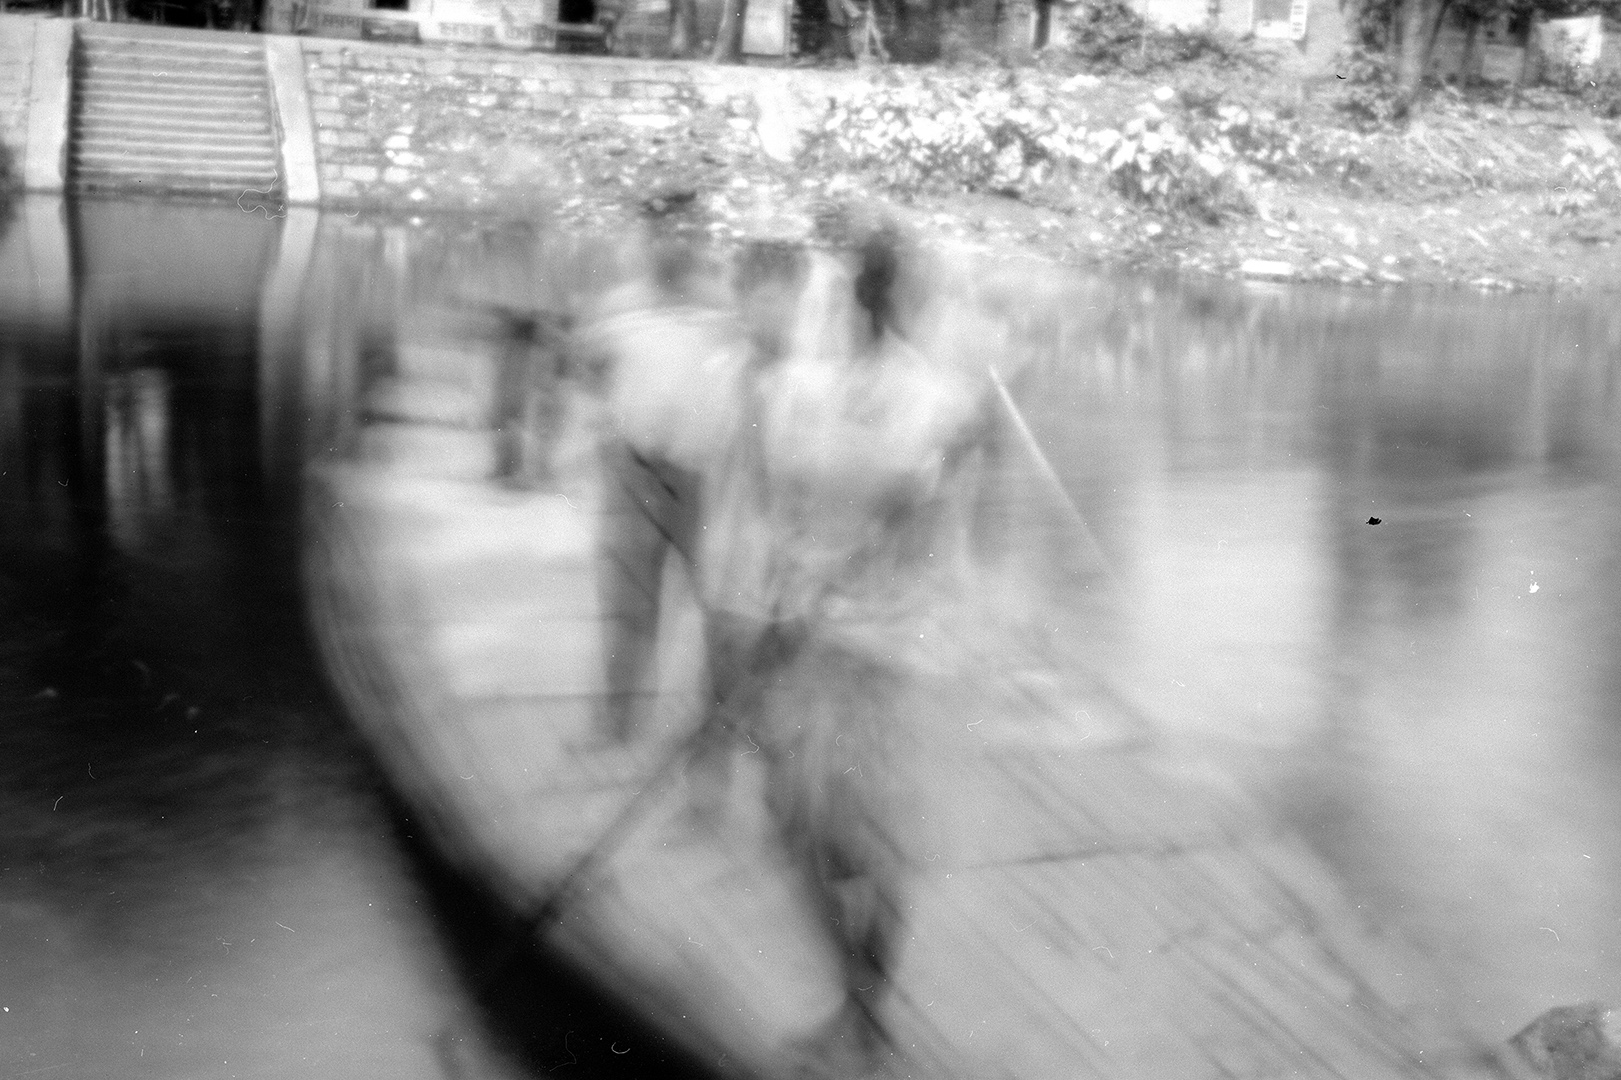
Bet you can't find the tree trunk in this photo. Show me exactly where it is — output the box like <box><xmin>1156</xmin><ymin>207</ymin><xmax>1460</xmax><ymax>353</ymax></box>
<box><xmin>914</xmin><ymin>0</ymin><xmax>944</xmax><ymax>58</ymax></box>
<box><xmin>997</xmin><ymin>0</ymin><xmax>1033</xmax><ymax>60</ymax></box>
<box><xmin>1457</xmin><ymin>14</ymin><xmax>1480</xmax><ymax>85</ymax></box>
<box><xmin>1518</xmin><ymin>17</ymin><xmax>1540</xmax><ymax>85</ymax></box>
<box><xmin>1423</xmin><ymin>0</ymin><xmax>1453</xmax><ymax>72</ymax></box>
<box><xmin>1395</xmin><ymin>0</ymin><xmax>1448</xmax><ymax>90</ymax></box>
<box><xmin>710</xmin><ymin>0</ymin><xmax>746</xmax><ymax>60</ymax></box>
<box><xmin>969</xmin><ymin>0</ymin><xmax>1000</xmax><ymax>50</ymax></box>
<box><xmin>670</xmin><ymin>0</ymin><xmax>700</xmax><ymax>55</ymax></box>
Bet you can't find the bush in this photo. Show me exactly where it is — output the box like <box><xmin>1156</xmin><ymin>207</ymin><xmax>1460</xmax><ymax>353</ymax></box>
<box><xmin>804</xmin><ymin>77</ymin><xmax>1081</xmax><ymax>197</ymax></box>
<box><xmin>1546</xmin><ymin>66</ymin><xmax>1621</xmax><ymax>120</ymax></box>
<box><xmin>1347</xmin><ymin>0</ymin><xmax>1396</xmax><ymax>50</ymax></box>
<box><xmin>1061</xmin><ymin>0</ymin><xmax>1261</xmax><ymax>74</ymax></box>
<box><xmin>936</xmin><ymin>7</ymin><xmax>1005</xmax><ymax>66</ymax></box>
<box><xmin>1092</xmin><ymin>102</ymin><xmax>1255</xmax><ymax>220</ymax></box>
<box><xmin>1332</xmin><ymin>46</ymin><xmax>1412</xmax><ymax>129</ymax></box>
<box><xmin>806</xmin><ymin>79</ymin><xmax>1285</xmax><ymax>222</ymax></box>
<box><xmin>1174</xmin><ymin>82</ymin><xmax>1303</xmax><ymax>167</ymax></box>
<box><xmin>1544</xmin><ymin>127</ymin><xmax>1621</xmax><ymax>212</ymax></box>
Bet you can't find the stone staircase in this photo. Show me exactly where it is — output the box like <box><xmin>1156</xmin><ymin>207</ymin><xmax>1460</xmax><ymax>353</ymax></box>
<box><xmin>70</xmin><ymin>22</ymin><xmax>281</xmax><ymax>198</ymax></box>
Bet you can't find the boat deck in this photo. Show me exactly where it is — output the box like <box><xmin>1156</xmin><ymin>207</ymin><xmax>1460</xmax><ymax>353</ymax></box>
<box><xmin>303</xmin><ymin>405</ymin><xmax>1494</xmax><ymax>1080</ymax></box>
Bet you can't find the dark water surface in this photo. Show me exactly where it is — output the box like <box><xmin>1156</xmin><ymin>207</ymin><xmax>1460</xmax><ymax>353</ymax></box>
<box><xmin>0</xmin><ymin>197</ymin><xmax>707</xmax><ymax>1080</ymax></box>
<box><xmin>3</xmin><ymin>194</ymin><xmax>1620</xmax><ymax>1076</ymax></box>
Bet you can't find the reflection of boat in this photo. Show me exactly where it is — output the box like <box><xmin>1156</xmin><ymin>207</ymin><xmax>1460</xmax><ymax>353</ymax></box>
<box><xmin>294</xmin><ymin>250</ymin><xmax>1491</xmax><ymax>1080</ymax></box>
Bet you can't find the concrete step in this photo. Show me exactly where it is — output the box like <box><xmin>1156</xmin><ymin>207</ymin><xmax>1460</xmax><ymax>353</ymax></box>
<box><xmin>73</xmin><ymin>135</ymin><xmax>277</xmax><ymax>159</ymax></box>
<box><xmin>75</xmin><ymin>44</ymin><xmax>267</xmax><ymax>67</ymax></box>
<box><xmin>76</xmin><ymin>55</ymin><xmax>268</xmax><ymax>77</ymax></box>
<box><xmin>74</xmin><ymin>146</ymin><xmax>280</xmax><ymax>171</ymax></box>
<box><xmin>74</xmin><ymin>109</ymin><xmax>273</xmax><ymax>134</ymax></box>
<box><xmin>75</xmin><ymin>108</ymin><xmax>272</xmax><ymax>133</ymax></box>
<box><xmin>74</xmin><ymin>84</ymin><xmax>270</xmax><ymax>109</ymax></box>
<box><xmin>72</xmin><ymin>121</ymin><xmax>277</xmax><ymax>149</ymax></box>
<box><xmin>73</xmin><ymin>106</ymin><xmax>272</xmax><ymax>133</ymax></box>
<box><xmin>71</xmin><ymin>156</ymin><xmax>279</xmax><ymax>177</ymax></box>
<box><xmin>73</xmin><ymin>110</ymin><xmax>272</xmax><ymax>136</ymax></box>
<box><xmin>76</xmin><ymin>54</ymin><xmax>268</xmax><ymax>77</ymax></box>
<box><xmin>76</xmin><ymin>65</ymin><xmax>270</xmax><ymax>91</ymax></box>
<box><xmin>77</xmin><ymin>27</ymin><xmax>267</xmax><ymax>58</ymax></box>
<box><xmin>68</xmin><ymin>23</ymin><xmax>280</xmax><ymax>200</ymax></box>
<box><xmin>70</xmin><ymin>171</ymin><xmax>281</xmax><ymax>196</ymax></box>
<box><xmin>71</xmin><ymin>142</ymin><xmax>278</xmax><ymax>168</ymax></box>
<box><xmin>71</xmin><ymin>112</ymin><xmax>276</xmax><ymax>137</ymax></box>
<box><xmin>76</xmin><ymin>37</ymin><xmax>268</xmax><ymax>57</ymax></box>
<box><xmin>73</xmin><ymin>130</ymin><xmax>277</xmax><ymax>157</ymax></box>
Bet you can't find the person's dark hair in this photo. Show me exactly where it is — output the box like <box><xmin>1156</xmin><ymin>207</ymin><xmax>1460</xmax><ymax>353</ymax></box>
<box><xmin>852</xmin><ymin>224</ymin><xmax>905</xmax><ymax>339</ymax></box>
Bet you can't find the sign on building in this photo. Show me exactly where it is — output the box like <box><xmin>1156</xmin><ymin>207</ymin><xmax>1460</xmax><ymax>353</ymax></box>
<box><xmin>741</xmin><ymin>0</ymin><xmax>789</xmax><ymax>55</ymax></box>
<box><xmin>1253</xmin><ymin>0</ymin><xmax>1305</xmax><ymax>40</ymax></box>
<box><xmin>266</xmin><ymin>0</ymin><xmax>565</xmax><ymax>49</ymax></box>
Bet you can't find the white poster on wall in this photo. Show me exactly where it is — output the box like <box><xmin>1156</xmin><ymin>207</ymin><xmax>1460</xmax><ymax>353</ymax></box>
<box><xmin>741</xmin><ymin>0</ymin><xmax>789</xmax><ymax>55</ymax></box>
<box><xmin>1251</xmin><ymin>0</ymin><xmax>1304</xmax><ymax>40</ymax></box>
<box><xmin>1542</xmin><ymin>14</ymin><xmax>1603</xmax><ymax>70</ymax></box>
<box><xmin>265</xmin><ymin>0</ymin><xmax>558</xmax><ymax>48</ymax></box>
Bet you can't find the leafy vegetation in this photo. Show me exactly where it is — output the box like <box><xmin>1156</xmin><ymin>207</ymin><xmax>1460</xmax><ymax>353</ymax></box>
<box><xmin>1332</xmin><ymin>46</ymin><xmax>1414</xmax><ymax>129</ymax></box>
<box><xmin>1543</xmin><ymin>63</ymin><xmax>1621</xmax><ymax>119</ymax></box>
<box><xmin>1543</xmin><ymin>126</ymin><xmax>1621</xmax><ymax>211</ymax></box>
<box><xmin>1091</xmin><ymin>106</ymin><xmax>1248</xmax><ymax>220</ymax></box>
<box><xmin>1346</xmin><ymin>0</ymin><xmax>1621</xmax><ymax>95</ymax></box>
<box><xmin>803</xmin><ymin>76</ymin><xmax>1325</xmax><ymax>223</ymax></box>
<box><xmin>1060</xmin><ymin>0</ymin><xmax>1265</xmax><ymax>74</ymax></box>
<box><xmin>804</xmin><ymin>77</ymin><xmax>1078</xmax><ymax>196</ymax></box>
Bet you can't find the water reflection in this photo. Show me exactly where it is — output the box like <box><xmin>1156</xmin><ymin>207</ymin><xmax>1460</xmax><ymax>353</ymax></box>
<box><xmin>6</xmin><ymin>192</ymin><xmax>1621</xmax><ymax>1077</ymax></box>
<box><xmin>0</xmin><ymin>197</ymin><xmax>710</xmax><ymax>1080</ymax></box>
<box><xmin>1015</xmin><ymin>280</ymin><xmax>1621</xmax><ymax>1046</ymax></box>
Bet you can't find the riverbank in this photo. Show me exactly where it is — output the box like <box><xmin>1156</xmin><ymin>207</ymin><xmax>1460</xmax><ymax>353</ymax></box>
<box><xmin>539</xmin><ymin>59</ymin><xmax>1621</xmax><ymax>293</ymax></box>
<box><xmin>287</xmin><ymin>37</ymin><xmax>1621</xmax><ymax>292</ymax></box>
<box><xmin>3</xmin><ymin>14</ymin><xmax>1619</xmax><ymax>292</ymax></box>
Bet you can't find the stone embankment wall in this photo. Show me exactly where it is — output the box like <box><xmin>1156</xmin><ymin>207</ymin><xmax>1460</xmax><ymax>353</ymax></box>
<box><xmin>0</xmin><ymin>16</ymin><xmax>40</xmax><ymax>175</ymax></box>
<box><xmin>0</xmin><ymin>14</ymin><xmax>863</xmax><ymax>210</ymax></box>
<box><xmin>297</xmin><ymin>37</ymin><xmax>850</xmax><ymax>211</ymax></box>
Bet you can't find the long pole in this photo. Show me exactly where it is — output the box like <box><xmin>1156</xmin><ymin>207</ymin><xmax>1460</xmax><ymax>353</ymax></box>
<box><xmin>986</xmin><ymin>363</ymin><xmax>1118</xmax><ymax>582</ymax></box>
<box><xmin>491</xmin><ymin>362</ymin><xmax>1119</xmax><ymax>984</ymax></box>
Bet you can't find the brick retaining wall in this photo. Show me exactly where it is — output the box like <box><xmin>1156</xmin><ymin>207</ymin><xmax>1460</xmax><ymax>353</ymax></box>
<box><xmin>0</xmin><ymin>16</ymin><xmax>867</xmax><ymax>206</ymax></box>
<box><xmin>0</xmin><ymin>16</ymin><xmax>40</xmax><ymax>177</ymax></box>
<box><xmin>296</xmin><ymin>35</ymin><xmax>856</xmax><ymax>209</ymax></box>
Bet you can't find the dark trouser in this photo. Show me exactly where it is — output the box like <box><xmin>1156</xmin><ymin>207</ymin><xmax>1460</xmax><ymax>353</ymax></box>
<box><xmin>700</xmin><ymin>614</ymin><xmax>911</xmax><ymax>1050</ymax></box>
<box><xmin>594</xmin><ymin>441</ymin><xmax>703</xmax><ymax>741</ymax></box>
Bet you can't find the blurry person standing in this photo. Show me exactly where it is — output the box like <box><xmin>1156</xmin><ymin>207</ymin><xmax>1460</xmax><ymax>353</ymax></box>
<box><xmin>692</xmin><ymin>222</ymin><xmax>999</xmax><ymax>1075</ymax></box>
<box><xmin>571</xmin><ymin>239</ymin><xmax>748</xmax><ymax>744</ymax></box>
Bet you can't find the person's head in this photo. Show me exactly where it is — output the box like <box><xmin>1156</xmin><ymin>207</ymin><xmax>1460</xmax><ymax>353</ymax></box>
<box><xmin>852</xmin><ymin>223</ymin><xmax>904</xmax><ymax>341</ymax></box>
<box><xmin>810</xmin><ymin>201</ymin><xmax>927</xmax><ymax>341</ymax></box>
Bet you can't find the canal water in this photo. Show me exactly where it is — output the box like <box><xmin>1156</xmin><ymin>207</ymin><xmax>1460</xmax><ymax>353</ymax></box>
<box><xmin>2</xmin><ymin>192</ymin><xmax>1619</xmax><ymax>1076</ymax></box>
<box><xmin>0</xmin><ymin>196</ymin><xmax>711</xmax><ymax>1080</ymax></box>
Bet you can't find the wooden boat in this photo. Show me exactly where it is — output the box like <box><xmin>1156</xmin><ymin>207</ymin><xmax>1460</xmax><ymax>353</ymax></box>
<box><xmin>296</xmin><ymin>277</ymin><xmax>1502</xmax><ymax>1080</ymax></box>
